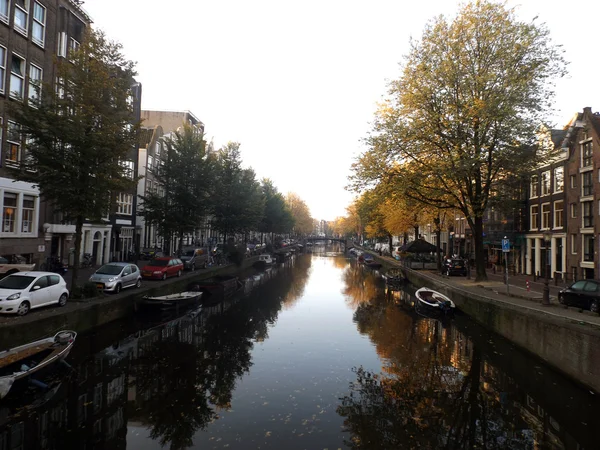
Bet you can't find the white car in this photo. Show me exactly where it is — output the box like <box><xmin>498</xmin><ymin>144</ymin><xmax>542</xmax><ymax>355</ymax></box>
<box><xmin>0</xmin><ymin>271</ymin><xmax>69</xmax><ymax>316</ymax></box>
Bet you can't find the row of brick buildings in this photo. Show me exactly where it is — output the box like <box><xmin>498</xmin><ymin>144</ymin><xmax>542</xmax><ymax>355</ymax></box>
<box><xmin>419</xmin><ymin>107</ymin><xmax>600</xmax><ymax>281</ymax></box>
<box><xmin>0</xmin><ymin>1</ymin><xmax>221</xmax><ymax>267</ymax></box>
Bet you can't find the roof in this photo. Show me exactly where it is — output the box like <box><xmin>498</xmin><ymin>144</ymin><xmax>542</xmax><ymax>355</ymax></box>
<box><xmin>591</xmin><ymin>112</ymin><xmax>600</xmax><ymax>138</ymax></box>
<box><xmin>550</xmin><ymin>129</ymin><xmax>567</xmax><ymax>148</ymax></box>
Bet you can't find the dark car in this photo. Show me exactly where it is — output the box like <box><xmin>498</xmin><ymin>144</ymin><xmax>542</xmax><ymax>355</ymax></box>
<box><xmin>442</xmin><ymin>258</ymin><xmax>467</xmax><ymax>276</ymax></box>
<box><xmin>558</xmin><ymin>280</ymin><xmax>600</xmax><ymax>313</ymax></box>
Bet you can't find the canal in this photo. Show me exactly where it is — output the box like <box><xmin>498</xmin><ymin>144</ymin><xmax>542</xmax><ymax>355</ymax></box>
<box><xmin>1</xmin><ymin>246</ymin><xmax>599</xmax><ymax>449</ymax></box>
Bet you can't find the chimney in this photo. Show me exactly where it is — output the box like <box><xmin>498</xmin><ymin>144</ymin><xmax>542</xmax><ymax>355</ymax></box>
<box><xmin>584</xmin><ymin>106</ymin><xmax>592</xmax><ymax>114</ymax></box>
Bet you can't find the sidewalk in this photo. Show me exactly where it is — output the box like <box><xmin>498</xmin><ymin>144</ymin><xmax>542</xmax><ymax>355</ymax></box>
<box><xmin>375</xmin><ymin>253</ymin><xmax>600</xmax><ymax>329</ymax></box>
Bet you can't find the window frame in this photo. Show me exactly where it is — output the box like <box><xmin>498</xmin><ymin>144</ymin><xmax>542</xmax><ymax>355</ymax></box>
<box><xmin>2</xmin><ymin>192</ymin><xmax>17</xmax><ymax>233</ymax></box>
<box><xmin>541</xmin><ymin>170</ymin><xmax>551</xmax><ymax>196</ymax></box>
<box><xmin>570</xmin><ymin>203</ymin><xmax>577</xmax><ymax>219</ymax></box>
<box><xmin>6</xmin><ymin>121</ymin><xmax>21</xmax><ymax>165</ymax></box>
<box><xmin>13</xmin><ymin>0</ymin><xmax>29</xmax><ymax>36</ymax></box>
<box><xmin>582</xmin><ymin>171</ymin><xmax>593</xmax><ymax>197</ymax></box>
<box><xmin>582</xmin><ymin>140</ymin><xmax>593</xmax><ymax>168</ymax></box>
<box><xmin>530</xmin><ymin>175</ymin><xmax>539</xmax><ymax>198</ymax></box>
<box><xmin>554</xmin><ymin>200</ymin><xmax>564</xmax><ymax>229</ymax></box>
<box><xmin>0</xmin><ymin>45</ymin><xmax>6</xmax><ymax>94</ymax></box>
<box><xmin>530</xmin><ymin>205</ymin><xmax>539</xmax><ymax>230</ymax></box>
<box><xmin>28</xmin><ymin>62</ymin><xmax>42</xmax><ymax>104</ymax></box>
<box><xmin>0</xmin><ymin>0</ymin><xmax>10</xmax><ymax>25</ymax></box>
<box><xmin>571</xmin><ymin>234</ymin><xmax>577</xmax><ymax>255</ymax></box>
<box><xmin>554</xmin><ymin>167</ymin><xmax>564</xmax><ymax>193</ymax></box>
<box><xmin>21</xmin><ymin>194</ymin><xmax>34</xmax><ymax>233</ymax></box>
<box><xmin>541</xmin><ymin>202</ymin><xmax>551</xmax><ymax>229</ymax></box>
<box><xmin>31</xmin><ymin>1</ymin><xmax>45</xmax><ymax>47</ymax></box>
<box><xmin>116</xmin><ymin>192</ymin><xmax>133</xmax><ymax>215</ymax></box>
<box><xmin>9</xmin><ymin>52</ymin><xmax>26</xmax><ymax>100</ymax></box>
<box><xmin>582</xmin><ymin>201</ymin><xmax>594</xmax><ymax>228</ymax></box>
<box><xmin>583</xmin><ymin>234</ymin><xmax>595</xmax><ymax>262</ymax></box>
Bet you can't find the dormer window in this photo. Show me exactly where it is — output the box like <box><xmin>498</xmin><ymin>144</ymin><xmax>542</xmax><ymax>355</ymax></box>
<box><xmin>582</xmin><ymin>141</ymin><xmax>593</xmax><ymax>167</ymax></box>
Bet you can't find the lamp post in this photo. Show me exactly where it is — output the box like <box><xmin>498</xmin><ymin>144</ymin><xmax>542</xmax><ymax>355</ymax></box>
<box><xmin>542</xmin><ymin>230</ymin><xmax>551</xmax><ymax>306</ymax></box>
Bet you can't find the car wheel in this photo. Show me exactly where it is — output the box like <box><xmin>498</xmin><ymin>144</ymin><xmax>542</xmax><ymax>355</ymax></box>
<box><xmin>17</xmin><ymin>301</ymin><xmax>30</xmax><ymax>316</ymax></box>
<box><xmin>558</xmin><ymin>294</ymin><xmax>566</xmax><ymax>305</ymax></box>
<box><xmin>162</xmin><ymin>273</ymin><xmax>167</xmax><ymax>281</ymax></box>
<box><xmin>590</xmin><ymin>300</ymin><xmax>599</xmax><ymax>314</ymax></box>
<box><xmin>177</xmin><ymin>270</ymin><xmax>182</xmax><ymax>277</ymax></box>
<box><xmin>115</xmin><ymin>284</ymin><xmax>121</xmax><ymax>294</ymax></box>
<box><xmin>58</xmin><ymin>293</ymin><xmax>68</xmax><ymax>307</ymax></box>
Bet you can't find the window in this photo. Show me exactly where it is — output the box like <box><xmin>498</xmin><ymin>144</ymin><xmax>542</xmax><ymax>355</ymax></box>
<box><xmin>570</xmin><ymin>174</ymin><xmax>576</xmax><ymax>189</ymax></box>
<box><xmin>554</xmin><ymin>167</ymin><xmax>564</xmax><ymax>192</ymax></box>
<box><xmin>582</xmin><ymin>171</ymin><xmax>593</xmax><ymax>197</ymax></box>
<box><xmin>28</xmin><ymin>63</ymin><xmax>42</xmax><ymax>103</ymax></box>
<box><xmin>530</xmin><ymin>175</ymin><xmax>539</xmax><ymax>198</ymax></box>
<box><xmin>554</xmin><ymin>201</ymin><xmax>563</xmax><ymax>229</ymax></box>
<box><xmin>541</xmin><ymin>171</ymin><xmax>551</xmax><ymax>195</ymax></box>
<box><xmin>2</xmin><ymin>193</ymin><xmax>17</xmax><ymax>233</ymax></box>
<box><xmin>57</xmin><ymin>32</ymin><xmax>67</xmax><ymax>58</ymax></box>
<box><xmin>10</xmin><ymin>53</ymin><xmax>25</xmax><ymax>99</ymax></box>
<box><xmin>116</xmin><ymin>193</ymin><xmax>132</xmax><ymax>215</ymax></box>
<box><xmin>582</xmin><ymin>140</ymin><xmax>593</xmax><ymax>167</ymax></box>
<box><xmin>0</xmin><ymin>45</ymin><xmax>5</xmax><ymax>93</ymax></box>
<box><xmin>119</xmin><ymin>160</ymin><xmax>134</xmax><ymax>179</ymax></box>
<box><xmin>571</xmin><ymin>234</ymin><xmax>577</xmax><ymax>255</ymax></box>
<box><xmin>584</xmin><ymin>235</ymin><xmax>595</xmax><ymax>262</ymax></box>
<box><xmin>69</xmin><ymin>37</ymin><xmax>80</xmax><ymax>53</ymax></box>
<box><xmin>6</xmin><ymin>121</ymin><xmax>21</xmax><ymax>164</ymax></box>
<box><xmin>21</xmin><ymin>195</ymin><xmax>34</xmax><ymax>232</ymax></box>
<box><xmin>570</xmin><ymin>203</ymin><xmax>577</xmax><ymax>219</ymax></box>
<box><xmin>530</xmin><ymin>205</ymin><xmax>539</xmax><ymax>230</ymax></box>
<box><xmin>583</xmin><ymin>201</ymin><xmax>593</xmax><ymax>228</ymax></box>
<box><xmin>0</xmin><ymin>0</ymin><xmax>9</xmax><ymax>23</ymax></box>
<box><xmin>541</xmin><ymin>203</ymin><xmax>550</xmax><ymax>229</ymax></box>
<box><xmin>32</xmin><ymin>2</ymin><xmax>45</xmax><ymax>46</ymax></box>
<box><xmin>14</xmin><ymin>0</ymin><xmax>28</xmax><ymax>35</ymax></box>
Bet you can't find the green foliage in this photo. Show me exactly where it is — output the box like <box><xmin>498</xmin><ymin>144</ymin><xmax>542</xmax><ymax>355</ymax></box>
<box><xmin>139</xmin><ymin>125</ymin><xmax>214</xmax><ymax>253</ymax></box>
<box><xmin>259</xmin><ymin>178</ymin><xmax>294</xmax><ymax>235</ymax></box>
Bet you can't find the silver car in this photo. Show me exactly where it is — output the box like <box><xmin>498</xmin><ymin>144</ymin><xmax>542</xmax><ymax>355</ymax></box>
<box><xmin>89</xmin><ymin>262</ymin><xmax>142</xmax><ymax>293</ymax></box>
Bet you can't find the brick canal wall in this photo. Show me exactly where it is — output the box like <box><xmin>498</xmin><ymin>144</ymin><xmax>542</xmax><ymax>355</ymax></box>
<box><xmin>0</xmin><ymin>258</ymin><xmax>257</xmax><ymax>348</ymax></box>
<box><xmin>402</xmin><ymin>266</ymin><xmax>600</xmax><ymax>393</ymax></box>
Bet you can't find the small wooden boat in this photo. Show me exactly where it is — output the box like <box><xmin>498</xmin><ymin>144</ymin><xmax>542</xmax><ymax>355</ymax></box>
<box><xmin>0</xmin><ymin>330</ymin><xmax>76</xmax><ymax>399</ymax></box>
<box><xmin>383</xmin><ymin>268</ymin><xmax>406</xmax><ymax>285</ymax></box>
<box><xmin>140</xmin><ymin>291</ymin><xmax>203</xmax><ymax>308</ymax></box>
<box><xmin>415</xmin><ymin>287</ymin><xmax>455</xmax><ymax>313</ymax></box>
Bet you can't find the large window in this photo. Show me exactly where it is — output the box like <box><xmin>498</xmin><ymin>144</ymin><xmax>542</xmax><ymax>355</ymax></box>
<box><xmin>554</xmin><ymin>200</ymin><xmax>564</xmax><ymax>229</ymax></box>
<box><xmin>57</xmin><ymin>32</ymin><xmax>67</xmax><ymax>58</ymax></box>
<box><xmin>32</xmin><ymin>2</ymin><xmax>46</xmax><ymax>46</ymax></box>
<box><xmin>14</xmin><ymin>0</ymin><xmax>28</xmax><ymax>35</ymax></box>
<box><xmin>6</xmin><ymin>121</ymin><xmax>21</xmax><ymax>165</ymax></box>
<box><xmin>0</xmin><ymin>0</ymin><xmax>9</xmax><ymax>23</ymax></box>
<box><xmin>541</xmin><ymin>171</ymin><xmax>551</xmax><ymax>195</ymax></box>
<box><xmin>530</xmin><ymin>205</ymin><xmax>539</xmax><ymax>230</ymax></box>
<box><xmin>28</xmin><ymin>63</ymin><xmax>42</xmax><ymax>103</ymax></box>
<box><xmin>542</xmin><ymin>203</ymin><xmax>550</xmax><ymax>229</ymax></box>
<box><xmin>554</xmin><ymin>167</ymin><xmax>564</xmax><ymax>192</ymax></box>
<box><xmin>530</xmin><ymin>175</ymin><xmax>539</xmax><ymax>198</ymax></box>
<box><xmin>21</xmin><ymin>195</ymin><xmax>34</xmax><ymax>233</ymax></box>
<box><xmin>0</xmin><ymin>45</ymin><xmax>5</xmax><ymax>94</ymax></box>
<box><xmin>582</xmin><ymin>140</ymin><xmax>593</xmax><ymax>167</ymax></box>
<box><xmin>116</xmin><ymin>193</ymin><xmax>132</xmax><ymax>215</ymax></box>
<box><xmin>119</xmin><ymin>160</ymin><xmax>134</xmax><ymax>179</ymax></box>
<box><xmin>584</xmin><ymin>235</ymin><xmax>595</xmax><ymax>262</ymax></box>
<box><xmin>2</xmin><ymin>193</ymin><xmax>17</xmax><ymax>233</ymax></box>
<box><xmin>582</xmin><ymin>171</ymin><xmax>593</xmax><ymax>197</ymax></box>
<box><xmin>583</xmin><ymin>201</ymin><xmax>593</xmax><ymax>228</ymax></box>
<box><xmin>10</xmin><ymin>53</ymin><xmax>25</xmax><ymax>99</ymax></box>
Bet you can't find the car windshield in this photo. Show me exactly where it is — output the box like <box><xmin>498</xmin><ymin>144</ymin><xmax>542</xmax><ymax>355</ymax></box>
<box><xmin>149</xmin><ymin>260</ymin><xmax>169</xmax><ymax>267</ymax></box>
<box><xmin>0</xmin><ymin>276</ymin><xmax>35</xmax><ymax>290</ymax></box>
<box><xmin>96</xmin><ymin>265</ymin><xmax>124</xmax><ymax>275</ymax></box>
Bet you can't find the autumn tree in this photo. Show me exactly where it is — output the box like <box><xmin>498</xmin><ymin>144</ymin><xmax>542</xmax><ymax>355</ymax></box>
<box><xmin>285</xmin><ymin>192</ymin><xmax>313</xmax><ymax>235</ymax></box>
<box><xmin>353</xmin><ymin>0</ymin><xmax>566</xmax><ymax>280</ymax></box>
<box><xmin>258</xmin><ymin>179</ymin><xmax>294</xmax><ymax>240</ymax></box>
<box><xmin>10</xmin><ymin>29</ymin><xmax>138</xmax><ymax>291</ymax></box>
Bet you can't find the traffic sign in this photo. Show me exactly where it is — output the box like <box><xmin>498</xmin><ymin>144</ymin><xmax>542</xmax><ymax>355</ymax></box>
<box><xmin>502</xmin><ymin>238</ymin><xmax>510</xmax><ymax>253</ymax></box>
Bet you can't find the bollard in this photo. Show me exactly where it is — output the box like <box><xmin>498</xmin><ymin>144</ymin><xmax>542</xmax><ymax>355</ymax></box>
<box><xmin>526</xmin><ymin>279</ymin><xmax>530</xmax><ymax>292</ymax></box>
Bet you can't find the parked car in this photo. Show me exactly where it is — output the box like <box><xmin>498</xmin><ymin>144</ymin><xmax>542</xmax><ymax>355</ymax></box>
<box><xmin>442</xmin><ymin>258</ymin><xmax>467</xmax><ymax>276</ymax></box>
<box><xmin>558</xmin><ymin>280</ymin><xmax>600</xmax><ymax>313</ymax></box>
<box><xmin>88</xmin><ymin>262</ymin><xmax>142</xmax><ymax>293</ymax></box>
<box><xmin>0</xmin><ymin>255</ymin><xmax>36</xmax><ymax>278</ymax></box>
<box><xmin>139</xmin><ymin>249</ymin><xmax>165</xmax><ymax>260</ymax></box>
<box><xmin>0</xmin><ymin>271</ymin><xmax>69</xmax><ymax>316</ymax></box>
<box><xmin>180</xmin><ymin>248</ymin><xmax>210</xmax><ymax>271</ymax></box>
<box><xmin>141</xmin><ymin>257</ymin><xmax>184</xmax><ymax>280</ymax></box>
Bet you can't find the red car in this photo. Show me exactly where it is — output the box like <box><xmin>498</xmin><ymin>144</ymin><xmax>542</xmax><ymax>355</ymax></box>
<box><xmin>141</xmin><ymin>257</ymin><xmax>184</xmax><ymax>280</ymax></box>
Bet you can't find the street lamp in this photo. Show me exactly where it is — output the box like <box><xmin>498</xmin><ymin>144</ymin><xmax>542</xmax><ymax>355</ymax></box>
<box><xmin>542</xmin><ymin>230</ymin><xmax>551</xmax><ymax>306</ymax></box>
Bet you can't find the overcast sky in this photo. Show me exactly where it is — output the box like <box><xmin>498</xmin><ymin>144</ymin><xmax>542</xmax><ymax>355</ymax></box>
<box><xmin>85</xmin><ymin>0</ymin><xmax>600</xmax><ymax>221</ymax></box>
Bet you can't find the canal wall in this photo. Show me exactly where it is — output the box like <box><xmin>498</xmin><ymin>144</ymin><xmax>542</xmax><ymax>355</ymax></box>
<box><xmin>402</xmin><ymin>267</ymin><xmax>600</xmax><ymax>393</ymax></box>
<box><xmin>0</xmin><ymin>258</ymin><xmax>258</xmax><ymax>348</ymax></box>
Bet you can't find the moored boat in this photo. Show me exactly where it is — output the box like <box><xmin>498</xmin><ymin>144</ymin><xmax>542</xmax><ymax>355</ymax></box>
<box><xmin>187</xmin><ymin>275</ymin><xmax>243</xmax><ymax>301</ymax></box>
<box><xmin>253</xmin><ymin>254</ymin><xmax>274</xmax><ymax>269</ymax></box>
<box><xmin>383</xmin><ymin>268</ymin><xmax>406</xmax><ymax>286</ymax></box>
<box><xmin>0</xmin><ymin>330</ymin><xmax>76</xmax><ymax>400</ymax></box>
<box><xmin>140</xmin><ymin>291</ymin><xmax>203</xmax><ymax>309</ymax></box>
<box><xmin>415</xmin><ymin>287</ymin><xmax>455</xmax><ymax>313</ymax></box>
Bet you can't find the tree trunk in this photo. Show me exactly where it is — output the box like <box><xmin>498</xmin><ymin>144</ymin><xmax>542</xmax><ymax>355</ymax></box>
<box><xmin>436</xmin><ymin>227</ymin><xmax>442</xmax><ymax>270</ymax></box>
<box><xmin>70</xmin><ymin>215</ymin><xmax>84</xmax><ymax>293</ymax></box>
<box><xmin>403</xmin><ymin>232</ymin><xmax>408</xmax><ymax>245</ymax></box>
<box><xmin>178</xmin><ymin>232</ymin><xmax>184</xmax><ymax>256</ymax></box>
<box><xmin>414</xmin><ymin>225</ymin><xmax>419</xmax><ymax>240</ymax></box>
<box><xmin>387</xmin><ymin>233</ymin><xmax>393</xmax><ymax>254</ymax></box>
<box><xmin>472</xmin><ymin>216</ymin><xmax>487</xmax><ymax>281</ymax></box>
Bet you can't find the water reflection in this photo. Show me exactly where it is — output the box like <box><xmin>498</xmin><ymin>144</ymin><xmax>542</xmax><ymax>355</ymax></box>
<box><xmin>339</xmin><ymin>263</ymin><xmax>600</xmax><ymax>450</ymax></box>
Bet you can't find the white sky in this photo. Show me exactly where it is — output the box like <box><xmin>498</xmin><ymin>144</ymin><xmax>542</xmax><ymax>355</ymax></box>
<box><xmin>84</xmin><ymin>0</ymin><xmax>600</xmax><ymax>221</ymax></box>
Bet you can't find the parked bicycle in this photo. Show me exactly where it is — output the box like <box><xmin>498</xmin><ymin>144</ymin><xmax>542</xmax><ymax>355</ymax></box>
<box><xmin>40</xmin><ymin>256</ymin><xmax>68</xmax><ymax>274</ymax></box>
<box><xmin>80</xmin><ymin>253</ymin><xmax>93</xmax><ymax>269</ymax></box>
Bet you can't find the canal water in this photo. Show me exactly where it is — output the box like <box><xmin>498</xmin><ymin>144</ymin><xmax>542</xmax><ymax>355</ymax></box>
<box><xmin>1</xmin><ymin>246</ymin><xmax>599</xmax><ymax>449</ymax></box>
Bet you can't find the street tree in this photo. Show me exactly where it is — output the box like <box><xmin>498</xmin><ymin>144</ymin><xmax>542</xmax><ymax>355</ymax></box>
<box><xmin>9</xmin><ymin>29</ymin><xmax>138</xmax><ymax>291</ymax></box>
<box><xmin>354</xmin><ymin>0</ymin><xmax>566</xmax><ymax>280</ymax></box>
<box><xmin>285</xmin><ymin>192</ymin><xmax>313</xmax><ymax>236</ymax></box>
<box><xmin>259</xmin><ymin>179</ymin><xmax>294</xmax><ymax>241</ymax></box>
<box><xmin>139</xmin><ymin>124</ymin><xmax>214</xmax><ymax>254</ymax></box>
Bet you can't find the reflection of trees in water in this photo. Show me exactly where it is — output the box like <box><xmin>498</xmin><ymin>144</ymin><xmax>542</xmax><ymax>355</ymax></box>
<box><xmin>130</xmin><ymin>255</ymin><xmax>313</xmax><ymax>449</ymax></box>
<box><xmin>340</xmin><ymin>303</ymin><xmax>535</xmax><ymax>449</ymax></box>
<box><xmin>342</xmin><ymin>262</ymin><xmax>382</xmax><ymax>308</ymax></box>
<box><xmin>281</xmin><ymin>255</ymin><xmax>312</xmax><ymax>310</ymax></box>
